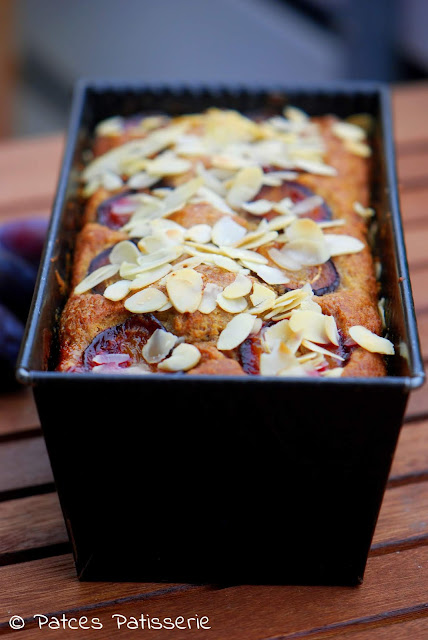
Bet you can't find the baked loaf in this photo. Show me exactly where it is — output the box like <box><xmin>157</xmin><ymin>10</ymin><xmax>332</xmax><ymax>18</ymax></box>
<box><xmin>57</xmin><ymin>107</ymin><xmax>394</xmax><ymax>376</ymax></box>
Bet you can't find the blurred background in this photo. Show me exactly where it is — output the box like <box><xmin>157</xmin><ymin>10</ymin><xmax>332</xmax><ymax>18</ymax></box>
<box><xmin>1</xmin><ymin>0</ymin><xmax>428</xmax><ymax>139</ymax></box>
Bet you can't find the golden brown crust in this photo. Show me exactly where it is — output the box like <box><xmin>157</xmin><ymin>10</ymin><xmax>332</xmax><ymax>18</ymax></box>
<box><xmin>58</xmin><ymin>294</ymin><xmax>131</xmax><ymax>370</ymax></box>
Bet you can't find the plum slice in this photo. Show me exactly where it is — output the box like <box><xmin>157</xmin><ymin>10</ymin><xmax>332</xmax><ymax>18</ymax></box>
<box><xmin>255</xmin><ymin>181</ymin><xmax>332</xmax><ymax>223</ymax></box>
<box><xmin>280</xmin><ymin>259</ymin><xmax>340</xmax><ymax>297</ymax></box>
<box><xmin>82</xmin><ymin>314</ymin><xmax>164</xmax><ymax>371</ymax></box>
<box><xmin>238</xmin><ymin>333</ymin><xmax>263</xmax><ymax>375</ymax></box>
<box><xmin>96</xmin><ymin>190</ymin><xmax>139</xmax><ymax>229</ymax></box>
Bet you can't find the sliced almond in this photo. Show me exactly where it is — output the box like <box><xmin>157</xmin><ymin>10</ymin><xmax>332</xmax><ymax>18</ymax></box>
<box><xmin>332</xmin><ymin>121</ymin><xmax>366</xmax><ymax>142</ymax></box>
<box><xmin>101</xmin><ymin>172</ymin><xmax>123</xmax><ymax>191</ymax></box>
<box><xmin>269</xmin><ymin>239</ymin><xmax>329</xmax><ymax>270</ymax></box>
<box><xmin>166</xmin><ymin>268</ymin><xmax>203</xmax><ymax>313</ymax></box>
<box><xmin>289</xmin><ymin>310</ymin><xmax>330</xmax><ymax>344</ymax></box>
<box><xmin>124</xmin><ymin>287</ymin><xmax>168</xmax><ymax>313</ymax></box>
<box><xmin>290</xmin><ymin>195</ymin><xmax>323</xmax><ymax>216</ymax></box>
<box><xmin>266</xmin><ymin>215</ymin><xmax>296</xmax><ymax>232</ymax></box>
<box><xmin>322</xmin><ymin>367</ymin><xmax>343</xmax><ymax>377</ymax></box>
<box><xmin>284</xmin><ymin>106</ymin><xmax>309</xmax><ymax>123</ymax></box>
<box><xmin>127</xmin><ymin>171</ymin><xmax>160</xmax><ymax>189</ymax></box>
<box><xmin>158</xmin><ymin>343</ymin><xmax>201</xmax><ymax>372</ymax></box>
<box><xmin>109</xmin><ymin>241</ymin><xmax>141</xmax><ymax>265</ymax></box>
<box><xmin>263</xmin><ymin>319</ymin><xmax>291</xmax><ymax>350</ymax></box>
<box><xmin>223</xmin><ymin>274</ymin><xmax>252</xmax><ymax>299</ymax></box>
<box><xmin>212</xmin><ymin>217</ymin><xmax>247</xmax><ymax>247</ymax></box>
<box><xmin>216</xmin><ymin>293</ymin><xmax>248</xmax><ymax>313</ymax></box>
<box><xmin>198</xmin><ymin>283</ymin><xmax>223</xmax><ymax>314</ymax></box>
<box><xmin>301</xmin><ymin>339</ymin><xmax>344</xmax><ymax>362</ymax></box>
<box><xmin>74</xmin><ymin>264</ymin><xmax>120</xmax><ymax>295</ymax></box>
<box><xmin>237</xmin><ymin>230</ymin><xmax>278</xmax><ymax>251</ymax></box>
<box><xmin>221</xmin><ymin>246</ymin><xmax>268</xmax><ymax>264</ymax></box>
<box><xmin>103</xmin><ymin>279</ymin><xmax>131</xmax><ymax>301</ymax></box>
<box><xmin>145</xmin><ymin>152</ymin><xmax>191</xmax><ymax>176</ymax></box>
<box><xmin>349</xmin><ymin>326</ymin><xmax>395</xmax><ymax>355</ymax></box>
<box><xmin>250</xmin><ymin>282</ymin><xmax>276</xmax><ymax>307</ymax></box>
<box><xmin>212</xmin><ymin>254</ymin><xmax>245</xmax><ymax>273</ymax></box>
<box><xmin>325</xmin><ymin>315</ymin><xmax>340</xmax><ymax>346</ymax></box>
<box><xmin>260</xmin><ymin>343</ymin><xmax>304</xmax><ymax>377</ymax></box>
<box><xmin>128</xmin><ymin>263</ymin><xmax>172</xmax><ymax>290</ymax></box>
<box><xmin>226</xmin><ymin>166</ymin><xmax>263</xmax><ymax>208</ymax></box>
<box><xmin>161</xmin><ymin>177</ymin><xmax>203</xmax><ymax>215</ymax></box>
<box><xmin>294</xmin><ymin>158</ymin><xmax>337</xmax><ymax>176</ymax></box>
<box><xmin>344</xmin><ymin>140</ymin><xmax>371</xmax><ymax>157</ymax></box>
<box><xmin>217</xmin><ymin>313</ymin><xmax>256</xmax><ymax>350</ymax></box>
<box><xmin>272</xmin><ymin>197</ymin><xmax>294</xmax><ymax>215</ymax></box>
<box><xmin>324</xmin><ymin>234</ymin><xmax>365</xmax><ymax>256</ymax></box>
<box><xmin>242</xmin><ymin>200</ymin><xmax>273</xmax><ymax>215</ymax></box>
<box><xmin>95</xmin><ymin>116</ymin><xmax>124</xmax><ymax>137</ymax></box>
<box><xmin>138</xmin><ymin>228</ymin><xmax>184</xmax><ymax>254</ymax></box>
<box><xmin>142</xmin><ymin>329</ymin><xmax>178</xmax><ymax>364</ymax></box>
<box><xmin>184</xmin><ymin>224</ymin><xmax>212</xmax><ymax>243</ymax></box>
<box><xmin>241</xmin><ymin>261</ymin><xmax>290</xmax><ymax>285</ymax></box>
<box><xmin>353</xmin><ymin>201</ymin><xmax>375</xmax><ymax>219</ymax></box>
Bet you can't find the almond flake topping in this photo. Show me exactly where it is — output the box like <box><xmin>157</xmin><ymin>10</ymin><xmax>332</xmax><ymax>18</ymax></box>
<box><xmin>223</xmin><ymin>274</ymin><xmax>253</xmax><ymax>299</ymax></box>
<box><xmin>212</xmin><ymin>217</ymin><xmax>247</xmax><ymax>246</ymax></box>
<box><xmin>353</xmin><ymin>201</ymin><xmax>375</xmax><ymax>219</ymax></box>
<box><xmin>216</xmin><ymin>292</ymin><xmax>248</xmax><ymax>314</ymax></box>
<box><xmin>242</xmin><ymin>200</ymin><xmax>273</xmax><ymax>215</ymax></box>
<box><xmin>166</xmin><ymin>268</ymin><xmax>203</xmax><ymax>313</ymax></box>
<box><xmin>250</xmin><ymin>283</ymin><xmax>277</xmax><ymax>307</ymax></box>
<box><xmin>217</xmin><ymin>313</ymin><xmax>256</xmax><ymax>350</ymax></box>
<box><xmin>103</xmin><ymin>279</ymin><xmax>132</xmax><ymax>301</ymax></box>
<box><xmin>158</xmin><ymin>343</ymin><xmax>201</xmax><ymax>372</ymax></box>
<box><xmin>240</xmin><ymin>261</ymin><xmax>290</xmax><ymax>285</ymax></box>
<box><xmin>109</xmin><ymin>241</ymin><xmax>141</xmax><ymax>265</ymax></box>
<box><xmin>332</xmin><ymin>121</ymin><xmax>366</xmax><ymax>143</ymax></box>
<box><xmin>184</xmin><ymin>224</ymin><xmax>212</xmax><ymax>243</ymax></box>
<box><xmin>226</xmin><ymin>166</ymin><xmax>264</xmax><ymax>208</ymax></box>
<box><xmin>301</xmin><ymin>340</ymin><xmax>344</xmax><ymax>362</ymax></box>
<box><xmin>142</xmin><ymin>329</ymin><xmax>178</xmax><ymax>364</ymax></box>
<box><xmin>349</xmin><ymin>326</ymin><xmax>395</xmax><ymax>355</ymax></box>
<box><xmin>128</xmin><ymin>263</ymin><xmax>173</xmax><ymax>290</ymax></box>
<box><xmin>289</xmin><ymin>310</ymin><xmax>331</xmax><ymax>344</ymax></box>
<box><xmin>74</xmin><ymin>264</ymin><xmax>120</xmax><ymax>295</ymax></box>
<box><xmin>124</xmin><ymin>288</ymin><xmax>168</xmax><ymax>313</ymax></box>
<box><xmin>198</xmin><ymin>283</ymin><xmax>223</xmax><ymax>314</ymax></box>
<box><xmin>324</xmin><ymin>234</ymin><xmax>365</xmax><ymax>256</ymax></box>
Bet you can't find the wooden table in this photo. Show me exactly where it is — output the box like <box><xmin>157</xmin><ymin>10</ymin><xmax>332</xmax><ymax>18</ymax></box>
<box><xmin>0</xmin><ymin>84</ymin><xmax>427</xmax><ymax>639</ymax></box>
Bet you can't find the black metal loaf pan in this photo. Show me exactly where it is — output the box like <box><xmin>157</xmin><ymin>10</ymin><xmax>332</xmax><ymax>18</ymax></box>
<box><xmin>17</xmin><ymin>82</ymin><xmax>425</xmax><ymax>585</ymax></box>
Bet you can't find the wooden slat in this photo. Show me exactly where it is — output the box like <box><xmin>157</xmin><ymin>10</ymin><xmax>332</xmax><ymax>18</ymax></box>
<box><xmin>0</xmin><ymin>135</ymin><xmax>62</xmax><ymax>216</ymax></box>
<box><xmin>371</xmin><ymin>482</ymin><xmax>428</xmax><ymax>550</ymax></box>
<box><xmin>6</xmin><ymin>547</ymin><xmax>427</xmax><ymax>640</ymax></box>
<box><xmin>400</xmin><ymin>186</ymin><xmax>428</xmax><ymax>226</ymax></box>
<box><xmin>406</xmin><ymin>386</ymin><xmax>428</xmax><ymax>422</ymax></box>
<box><xmin>0</xmin><ymin>493</ymin><xmax>66</xmax><ymax>557</ymax></box>
<box><xmin>0</xmin><ymin>389</ymin><xmax>39</xmax><ymax>436</ymax></box>
<box><xmin>0</xmin><ymin>555</ymin><xmax>190</xmax><ymax>626</ymax></box>
<box><xmin>390</xmin><ymin>420</ymin><xmax>428</xmax><ymax>483</ymax></box>
<box><xmin>409</xmin><ymin>268</ymin><xmax>428</xmax><ymax>313</ymax></box>
<box><xmin>0</xmin><ymin>436</ymin><xmax>52</xmax><ymax>494</ymax></box>
<box><xmin>323</xmin><ymin>616</ymin><xmax>428</xmax><ymax>640</ymax></box>
<box><xmin>404</xmin><ymin>226</ymin><xmax>428</xmax><ymax>269</ymax></box>
<box><xmin>397</xmin><ymin>150</ymin><xmax>428</xmax><ymax>186</ymax></box>
<box><xmin>393</xmin><ymin>84</ymin><xmax>428</xmax><ymax>149</ymax></box>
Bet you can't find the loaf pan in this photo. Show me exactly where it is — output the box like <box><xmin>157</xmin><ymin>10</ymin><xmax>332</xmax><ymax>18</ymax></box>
<box><xmin>17</xmin><ymin>81</ymin><xmax>425</xmax><ymax>585</ymax></box>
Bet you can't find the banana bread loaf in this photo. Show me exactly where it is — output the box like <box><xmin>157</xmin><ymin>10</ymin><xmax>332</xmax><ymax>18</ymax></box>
<box><xmin>57</xmin><ymin>106</ymin><xmax>394</xmax><ymax>376</ymax></box>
